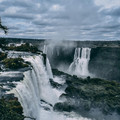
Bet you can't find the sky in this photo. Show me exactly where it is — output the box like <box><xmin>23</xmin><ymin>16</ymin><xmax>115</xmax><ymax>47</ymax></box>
<box><xmin>0</xmin><ymin>0</ymin><xmax>120</xmax><ymax>40</ymax></box>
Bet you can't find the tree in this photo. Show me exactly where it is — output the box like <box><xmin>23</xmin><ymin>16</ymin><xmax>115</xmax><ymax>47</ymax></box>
<box><xmin>0</xmin><ymin>17</ymin><xmax>8</xmax><ymax>34</ymax></box>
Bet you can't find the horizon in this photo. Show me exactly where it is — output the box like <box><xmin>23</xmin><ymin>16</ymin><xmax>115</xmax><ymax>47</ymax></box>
<box><xmin>1</xmin><ymin>37</ymin><xmax>120</xmax><ymax>42</ymax></box>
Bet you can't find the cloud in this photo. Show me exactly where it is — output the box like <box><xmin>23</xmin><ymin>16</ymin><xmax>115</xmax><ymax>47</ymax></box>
<box><xmin>94</xmin><ymin>0</ymin><xmax>120</xmax><ymax>9</ymax></box>
<box><xmin>103</xmin><ymin>7</ymin><xmax>120</xmax><ymax>17</ymax></box>
<box><xmin>0</xmin><ymin>0</ymin><xmax>120</xmax><ymax>40</ymax></box>
<box><xmin>50</xmin><ymin>4</ymin><xmax>64</xmax><ymax>12</ymax></box>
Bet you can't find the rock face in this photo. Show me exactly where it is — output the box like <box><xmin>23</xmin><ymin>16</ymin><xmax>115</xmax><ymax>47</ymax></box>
<box><xmin>89</xmin><ymin>47</ymin><xmax>120</xmax><ymax>81</ymax></box>
<box><xmin>53</xmin><ymin>69</ymin><xmax>120</xmax><ymax>119</ymax></box>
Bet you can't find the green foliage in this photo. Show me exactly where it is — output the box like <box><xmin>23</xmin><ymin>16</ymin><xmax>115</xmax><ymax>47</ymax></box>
<box><xmin>42</xmin><ymin>53</ymin><xmax>46</xmax><ymax>65</ymax></box>
<box><xmin>2</xmin><ymin>58</ymin><xmax>29</xmax><ymax>69</ymax></box>
<box><xmin>0</xmin><ymin>52</ymin><xmax>7</xmax><ymax>61</ymax></box>
<box><xmin>0</xmin><ymin>97</ymin><xmax>24</xmax><ymax>120</ymax></box>
<box><xmin>53</xmin><ymin>69</ymin><xmax>120</xmax><ymax>115</ymax></box>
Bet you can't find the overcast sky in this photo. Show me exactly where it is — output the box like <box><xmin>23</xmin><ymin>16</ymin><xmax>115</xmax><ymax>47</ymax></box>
<box><xmin>0</xmin><ymin>0</ymin><xmax>120</xmax><ymax>40</ymax></box>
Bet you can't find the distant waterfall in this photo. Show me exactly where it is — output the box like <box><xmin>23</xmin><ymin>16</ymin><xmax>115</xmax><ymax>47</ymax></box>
<box><xmin>43</xmin><ymin>45</ymin><xmax>47</xmax><ymax>54</ymax></box>
<box><xmin>46</xmin><ymin>57</ymin><xmax>53</xmax><ymax>79</ymax></box>
<box><xmin>69</xmin><ymin>48</ymin><xmax>91</xmax><ymax>77</ymax></box>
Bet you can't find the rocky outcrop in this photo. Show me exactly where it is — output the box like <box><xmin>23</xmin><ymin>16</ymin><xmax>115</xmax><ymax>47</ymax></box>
<box><xmin>53</xmin><ymin>69</ymin><xmax>120</xmax><ymax>117</ymax></box>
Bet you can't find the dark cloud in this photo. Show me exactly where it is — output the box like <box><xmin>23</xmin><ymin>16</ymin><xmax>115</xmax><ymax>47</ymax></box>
<box><xmin>3</xmin><ymin>14</ymin><xmax>34</xmax><ymax>20</ymax></box>
<box><xmin>103</xmin><ymin>7</ymin><xmax>120</xmax><ymax>16</ymax></box>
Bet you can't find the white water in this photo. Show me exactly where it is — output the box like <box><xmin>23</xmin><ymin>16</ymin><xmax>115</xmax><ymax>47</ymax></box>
<box><xmin>43</xmin><ymin>45</ymin><xmax>53</xmax><ymax>79</ymax></box>
<box><xmin>43</xmin><ymin>45</ymin><xmax>47</xmax><ymax>54</ymax></box>
<box><xmin>46</xmin><ymin>58</ymin><xmax>53</xmax><ymax>79</ymax></box>
<box><xmin>7</xmin><ymin>51</ymin><xmax>33</xmax><ymax>58</ymax></box>
<box><xmin>11</xmin><ymin>55</ymin><xmax>91</xmax><ymax>120</ymax></box>
<box><xmin>69</xmin><ymin>48</ymin><xmax>91</xmax><ymax>77</ymax></box>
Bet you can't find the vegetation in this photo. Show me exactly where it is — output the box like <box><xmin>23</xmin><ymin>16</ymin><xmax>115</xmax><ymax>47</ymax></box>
<box><xmin>0</xmin><ymin>52</ymin><xmax>7</xmax><ymax>61</ymax></box>
<box><xmin>0</xmin><ymin>18</ymin><xmax>8</xmax><ymax>34</ymax></box>
<box><xmin>0</xmin><ymin>97</ymin><xmax>36</xmax><ymax>120</ymax></box>
<box><xmin>53</xmin><ymin>69</ymin><xmax>120</xmax><ymax>115</ymax></box>
<box><xmin>0</xmin><ymin>38</ymin><xmax>8</xmax><ymax>49</ymax></box>
<box><xmin>2</xmin><ymin>58</ymin><xmax>29</xmax><ymax>70</ymax></box>
<box><xmin>0</xmin><ymin>97</ymin><xmax>24</xmax><ymax>120</ymax></box>
<box><xmin>5</xmin><ymin>43</ymin><xmax>39</xmax><ymax>53</ymax></box>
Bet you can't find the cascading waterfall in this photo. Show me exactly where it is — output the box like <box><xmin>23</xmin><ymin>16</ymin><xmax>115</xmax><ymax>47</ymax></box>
<box><xmin>13</xmin><ymin>55</ymin><xmax>57</xmax><ymax>120</ymax></box>
<box><xmin>69</xmin><ymin>48</ymin><xmax>91</xmax><ymax>77</ymax></box>
<box><xmin>11</xmin><ymin>54</ymin><xmax>91</xmax><ymax>120</ymax></box>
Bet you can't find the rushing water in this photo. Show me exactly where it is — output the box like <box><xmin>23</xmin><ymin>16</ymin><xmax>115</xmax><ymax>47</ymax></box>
<box><xmin>10</xmin><ymin>54</ymin><xmax>91</xmax><ymax>120</ymax></box>
<box><xmin>43</xmin><ymin>45</ymin><xmax>47</xmax><ymax>54</ymax></box>
<box><xmin>68</xmin><ymin>48</ymin><xmax>91</xmax><ymax>77</ymax></box>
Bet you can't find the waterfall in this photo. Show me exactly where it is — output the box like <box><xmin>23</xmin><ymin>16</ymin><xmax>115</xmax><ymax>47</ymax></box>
<box><xmin>13</xmin><ymin>55</ymin><xmax>57</xmax><ymax>120</ymax></box>
<box><xmin>46</xmin><ymin>58</ymin><xmax>53</xmax><ymax>79</ymax></box>
<box><xmin>43</xmin><ymin>45</ymin><xmax>47</xmax><ymax>54</ymax></box>
<box><xmin>69</xmin><ymin>48</ymin><xmax>91</xmax><ymax>77</ymax></box>
<box><xmin>43</xmin><ymin>45</ymin><xmax>53</xmax><ymax>79</ymax></box>
<box><xmin>11</xmin><ymin>54</ymin><xmax>91</xmax><ymax>120</ymax></box>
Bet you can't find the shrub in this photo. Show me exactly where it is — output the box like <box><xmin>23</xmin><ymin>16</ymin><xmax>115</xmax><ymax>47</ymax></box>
<box><xmin>0</xmin><ymin>52</ymin><xmax>7</xmax><ymax>61</ymax></box>
<box><xmin>0</xmin><ymin>97</ymin><xmax>24</xmax><ymax>120</ymax></box>
<box><xmin>2</xmin><ymin>58</ymin><xmax>29</xmax><ymax>69</ymax></box>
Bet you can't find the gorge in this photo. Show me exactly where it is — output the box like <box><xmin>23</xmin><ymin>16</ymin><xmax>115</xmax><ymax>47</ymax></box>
<box><xmin>0</xmin><ymin>39</ymin><xmax>120</xmax><ymax>120</ymax></box>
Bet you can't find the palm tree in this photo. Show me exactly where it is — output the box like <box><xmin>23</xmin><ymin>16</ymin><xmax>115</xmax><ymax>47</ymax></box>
<box><xmin>0</xmin><ymin>18</ymin><xmax>8</xmax><ymax>34</ymax></box>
